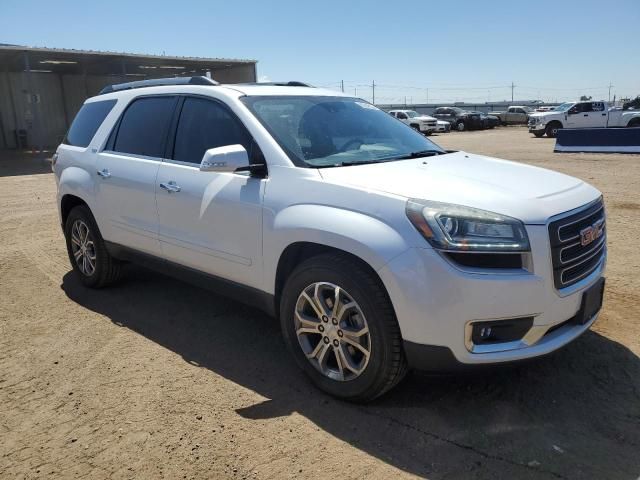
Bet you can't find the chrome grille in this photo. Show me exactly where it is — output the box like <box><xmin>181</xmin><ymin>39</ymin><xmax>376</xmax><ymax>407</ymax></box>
<box><xmin>548</xmin><ymin>199</ymin><xmax>606</xmax><ymax>289</ymax></box>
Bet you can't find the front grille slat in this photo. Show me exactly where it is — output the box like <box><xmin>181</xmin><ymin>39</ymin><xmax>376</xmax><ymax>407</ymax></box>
<box><xmin>548</xmin><ymin>199</ymin><xmax>606</xmax><ymax>289</ymax></box>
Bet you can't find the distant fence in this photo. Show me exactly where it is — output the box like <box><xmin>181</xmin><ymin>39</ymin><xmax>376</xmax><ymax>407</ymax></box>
<box><xmin>377</xmin><ymin>102</ymin><xmax>560</xmax><ymax>115</ymax></box>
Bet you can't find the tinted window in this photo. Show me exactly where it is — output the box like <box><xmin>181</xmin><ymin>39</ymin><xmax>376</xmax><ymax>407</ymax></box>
<box><xmin>173</xmin><ymin>97</ymin><xmax>251</xmax><ymax>164</ymax></box>
<box><xmin>64</xmin><ymin>100</ymin><xmax>116</xmax><ymax>147</ymax></box>
<box><xmin>114</xmin><ymin>96</ymin><xmax>176</xmax><ymax>157</ymax></box>
<box><xmin>397</xmin><ymin>112</ymin><xmax>408</xmax><ymax>119</ymax></box>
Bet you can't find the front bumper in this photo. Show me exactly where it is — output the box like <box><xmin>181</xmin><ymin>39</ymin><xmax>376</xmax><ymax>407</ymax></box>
<box><xmin>377</xmin><ymin>224</ymin><xmax>606</xmax><ymax>368</ymax></box>
<box><xmin>528</xmin><ymin>121</ymin><xmax>545</xmax><ymax>132</ymax></box>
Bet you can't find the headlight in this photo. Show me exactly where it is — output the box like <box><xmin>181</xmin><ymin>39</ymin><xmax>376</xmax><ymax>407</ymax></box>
<box><xmin>406</xmin><ymin>199</ymin><xmax>530</xmax><ymax>252</ymax></box>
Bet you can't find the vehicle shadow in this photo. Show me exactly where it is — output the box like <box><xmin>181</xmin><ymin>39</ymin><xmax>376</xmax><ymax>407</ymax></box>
<box><xmin>0</xmin><ymin>150</ymin><xmax>52</xmax><ymax>177</ymax></box>
<box><xmin>61</xmin><ymin>266</ymin><xmax>640</xmax><ymax>479</ymax></box>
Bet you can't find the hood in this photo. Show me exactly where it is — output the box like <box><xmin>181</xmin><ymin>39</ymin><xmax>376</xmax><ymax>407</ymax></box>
<box><xmin>318</xmin><ymin>151</ymin><xmax>600</xmax><ymax>224</ymax></box>
<box><xmin>530</xmin><ymin>111</ymin><xmax>557</xmax><ymax>118</ymax></box>
<box><xmin>414</xmin><ymin>115</ymin><xmax>436</xmax><ymax>121</ymax></box>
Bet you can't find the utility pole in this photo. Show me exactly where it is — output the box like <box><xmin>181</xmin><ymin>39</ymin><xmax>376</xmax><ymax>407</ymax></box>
<box><xmin>608</xmin><ymin>82</ymin><xmax>613</xmax><ymax>102</ymax></box>
<box><xmin>404</xmin><ymin>96</ymin><xmax>407</xmax><ymax>107</ymax></box>
<box><xmin>354</xmin><ymin>87</ymin><xmax>357</xmax><ymax>96</ymax></box>
<box><xmin>511</xmin><ymin>81</ymin><xmax>515</xmax><ymax>103</ymax></box>
<box><xmin>372</xmin><ymin>80</ymin><xmax>375</xmax><ymax>105</ymax></box>
<box><xmin>341</xmin><ymin>79</ymin><xmax>344</xmax><ymax>93</ymax></box>
<box><xmin>426</xmin><ymin>88</ymin><xmax>429</xmax><ymax>104</ymax></box>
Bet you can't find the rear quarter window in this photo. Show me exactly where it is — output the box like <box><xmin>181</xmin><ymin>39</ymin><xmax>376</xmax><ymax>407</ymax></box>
<box><xmin>64</xmin><ymin>100</ymin><xmax>117</xmax><ymax>147</ymax></box>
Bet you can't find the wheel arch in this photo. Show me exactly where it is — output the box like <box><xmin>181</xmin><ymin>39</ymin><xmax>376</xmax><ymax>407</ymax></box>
<box><xmin>273</xmin><ymin>242</ymin><xmax>395</xmax><ymax>321</ymax></box>
<box><xmin>57</xmin><ymin>166</ymin><xmax>97</xmax><ymax>227</ymax></box>
<box><xmin>627</xmin><ymin>116</ymin><xmax>640</xmax><ymax>127</ymax></box>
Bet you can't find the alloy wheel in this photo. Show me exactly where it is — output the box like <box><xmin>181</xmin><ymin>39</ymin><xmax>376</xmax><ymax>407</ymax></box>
<box><xmin>70</xmin><ymin>219</ymin><xmax>96</xmax><ymax>276</ymax></box>
<box><xmin>294</xmin><ymin>282</ymin><xmax>371</xmax><ymax>381</ymax></box>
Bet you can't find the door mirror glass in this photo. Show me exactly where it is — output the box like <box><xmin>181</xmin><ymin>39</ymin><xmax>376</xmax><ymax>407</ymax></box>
<box><xmin>200</xmin><ymin>144</ymin><xmax>249</xmax><ymax>172</ymax></box>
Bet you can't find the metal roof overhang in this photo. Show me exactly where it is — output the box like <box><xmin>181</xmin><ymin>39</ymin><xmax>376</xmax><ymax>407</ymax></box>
<box><xmin>0</xmin><ymin>45</ymin><xmax>256</xmax><ymax>79</ymax></box>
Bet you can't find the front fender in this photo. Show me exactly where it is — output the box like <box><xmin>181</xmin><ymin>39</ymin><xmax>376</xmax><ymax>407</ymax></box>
<box><xmin>263</xmin><ymin>204</ymin><xmax>411</xmax><ymax>294</ymax></box>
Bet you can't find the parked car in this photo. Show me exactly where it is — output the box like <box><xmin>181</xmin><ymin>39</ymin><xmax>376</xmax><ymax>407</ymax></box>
<box><xmin>53</xmin><ymin>77</ymin><xmax>607</xmax><ymax>401</ymax></box>
<box><xmin>528</xmin><ymin>100</ymin><xmax>640</xmax><ymax>137</ymax></box>
<box><xmin>489</xmin><ymin>106</ymin><xmax>533</xmax><ymax>125</ymax></box>
<box><xmin>388</xmin><ymin>109</ymin><xmax>437</xmax><ymax>135</ymax></box>
<box><xmin>435</xmin><ymin>120</ymin><xmax>451</xmax><ymax>133</ymax></box>
<box><xmin>470</xmin><ymin>111</ymin><xmax>499</xmax><ymax>129</ymax></box>
<box><xmin>432</xmin><ymin>107</ymin><xmax>483</xmax><ymax>131</ymax></box>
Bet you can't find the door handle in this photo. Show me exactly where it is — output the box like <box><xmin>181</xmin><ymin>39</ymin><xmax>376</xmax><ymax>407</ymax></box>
<box><xmin>160</xmin><ymin>181</ymin><xmax>181</xmax><ymax>193</ymax></box>
<box><xmin>97</xmin><ymin>168</ymin><xmax>111</xmax><ymax>178</ymax></box>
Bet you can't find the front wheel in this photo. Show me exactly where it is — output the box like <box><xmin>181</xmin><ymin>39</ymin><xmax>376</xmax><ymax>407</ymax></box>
<box><xmin>456</xmin><ymin>120</ymin><xmax>466</xmax><ymax>131</ymax></box>
<box><xmin>628</xmin><ymin>118</ymin><xmax>640</xmax><ymax>128</ymax></box>
<box><xmin>545</xmin><ymin>122</ymin><xmax>562</xmax><ymax>138</ymax></box>
<box><xmin>532</xmin><ymin>130</ymin><xmax>545</xmax><ymax>138</ymax></box>
<box><xmin>280</xmin><ymin>253</ymin><xmax>407</xmax><ymax>402</ymax></box>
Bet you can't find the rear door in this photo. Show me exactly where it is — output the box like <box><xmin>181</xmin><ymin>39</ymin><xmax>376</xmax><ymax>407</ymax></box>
<box><xmin>155</xmin><ymin>96</ymin><xmax>266</xmax><ymax>288</ymax></box>
<box><xmin>588</xmin><ymin>102</ymin><xmax>608</xmax><ymax>127</ymax></box>
<box><xmin>95</xmin><ymin>95</ymin><xmax>178</xmax><ymax>256</ymax></box>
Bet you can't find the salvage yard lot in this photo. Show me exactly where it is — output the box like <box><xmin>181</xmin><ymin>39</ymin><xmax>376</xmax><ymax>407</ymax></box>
<box><xmin>1</xmin><ymin>127</ymin><xmax>639</xmax><ymax>479</ymax></box>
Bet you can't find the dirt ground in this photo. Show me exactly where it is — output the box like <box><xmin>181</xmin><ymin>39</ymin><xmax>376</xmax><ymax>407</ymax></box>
<box><xmin>1</xmin><ymin>128</ymin><xmax>639</xmax><ymax>480</ymax></box>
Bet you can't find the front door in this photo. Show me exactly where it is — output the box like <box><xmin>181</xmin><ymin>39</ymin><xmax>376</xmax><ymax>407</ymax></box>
<box><xmin>95</xmin><ymin>95</ymin><xmax>178</xmax><ymax>256</ymax></box>
<box><xmin>155</xmin><ymin>96</ymin><xmax>265</xmax><ymax>289</ymax></box>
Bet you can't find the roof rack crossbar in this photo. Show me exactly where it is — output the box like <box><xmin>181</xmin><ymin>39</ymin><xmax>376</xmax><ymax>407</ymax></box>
<box><xmin>99</xmin><ymin>76</ymin><xmax>219</xmax><ymax>95</ymax></box>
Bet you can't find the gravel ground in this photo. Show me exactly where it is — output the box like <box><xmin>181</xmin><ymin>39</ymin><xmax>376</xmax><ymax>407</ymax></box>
<box><xmin>1</xmin><ymin>128</ymin><xmax>639</xmax><ymax>479</ymax></box>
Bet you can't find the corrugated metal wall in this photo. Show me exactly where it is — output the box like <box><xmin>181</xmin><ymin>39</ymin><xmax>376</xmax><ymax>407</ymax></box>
<box><xmin>0</xmin><ymin>64</ymin><xmax>256</xmax><ymax>149</ymax></box>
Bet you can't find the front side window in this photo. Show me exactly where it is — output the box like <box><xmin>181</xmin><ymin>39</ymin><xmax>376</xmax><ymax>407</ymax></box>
<box><xmin>241</xmin><ymin>96</ymin><xmax>445</xmax><ymax>168</ymax></box>
<box><xmin>397</xmin><ymin>112</ymin><xmax>408</xmax><ymax>119</ymax></box>
<box><xmin>113</xmin><ymin>96</ymin><xmax>176</xmax><ymax>157</ymax></box>
<box><xmin>64</xmin><ymin>99</ymin><xmax>117</xmax><ymax>147</ymax></box>
<box><xmin>173</xmin><ymin>97</ymin><xmax>251</xmax><ymax>164</ymax></box>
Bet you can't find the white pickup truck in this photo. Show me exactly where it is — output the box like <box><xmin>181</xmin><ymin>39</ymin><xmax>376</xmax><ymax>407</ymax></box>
<box><xmin>388</xmin><ymin>110</ymin><xmax>438</xmax><ymax>135</ymax></box>
<box><xmin>528</xmin><ymin>101</ymin><xmax>640</xmax><ymax>137</ymax></box>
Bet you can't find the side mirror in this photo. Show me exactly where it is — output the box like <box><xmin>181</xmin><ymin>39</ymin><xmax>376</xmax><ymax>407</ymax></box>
<box><xmin>200</xmin><ymin>144</ymin><xmax>249</xmax><ymax>172</ymax></box>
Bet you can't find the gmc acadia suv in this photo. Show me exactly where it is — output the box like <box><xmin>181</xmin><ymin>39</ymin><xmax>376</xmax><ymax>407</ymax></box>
<box><xmin>53</xmin><ymin>77</ymin><xmax>607</xmax><ymax>401</ymax></box>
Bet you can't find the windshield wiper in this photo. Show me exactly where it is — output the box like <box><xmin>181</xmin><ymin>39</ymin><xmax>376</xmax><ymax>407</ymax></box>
<box><xmin>316</xmin><ymin>150</ymin><xmax>445</xmax><ymax>168</ymax></box>
<box><xmin>393</xmin><ymin>150</ymin><xmax>444</xmax><ymax>160</ymax></box>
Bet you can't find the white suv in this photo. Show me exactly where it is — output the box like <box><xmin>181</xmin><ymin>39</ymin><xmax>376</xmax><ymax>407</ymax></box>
<box><xmin>53</xmin><ymin>77</ymin><xmax>607</xmax><ymax>401</ymax></box>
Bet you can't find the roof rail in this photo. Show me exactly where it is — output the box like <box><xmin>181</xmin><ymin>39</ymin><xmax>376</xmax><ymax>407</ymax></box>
<box><xmin>237</xmin><ymin>81</ymin><xmax>313</xmax><ymax>87</ymax></box>
<box><xmin>98</xmin><ymin>76</ymin><xmax>219</xmax><ymax>95</ymax></box>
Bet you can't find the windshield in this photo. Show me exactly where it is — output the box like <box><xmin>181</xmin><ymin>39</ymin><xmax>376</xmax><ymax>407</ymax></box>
<box><xmin>241</xmin><ymin>96</ymin><xmax>445</xmax><ymax>168</ymax></box>
<box><xmin>554</xmin><ymin>103</ymin><xmax>573</xmax><ymax>112</ymax></box>
<box><xmin>406</xmin><ymin>111</ymin><xmax>420</xmax><ymax>118</ymax></box>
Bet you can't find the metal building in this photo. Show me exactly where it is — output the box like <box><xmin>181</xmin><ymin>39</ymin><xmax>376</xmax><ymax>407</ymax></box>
<box><xmin>0</xmin><ymin>44</ymin><xmax>257</xmax><ymax>150</ymax></box>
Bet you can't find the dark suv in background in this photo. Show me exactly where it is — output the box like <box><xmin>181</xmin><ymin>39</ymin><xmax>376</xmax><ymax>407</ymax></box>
<box><xmin>432</xmin><ymin>107</ymin><xmax>483</xmax><ymax>131</ymax></box>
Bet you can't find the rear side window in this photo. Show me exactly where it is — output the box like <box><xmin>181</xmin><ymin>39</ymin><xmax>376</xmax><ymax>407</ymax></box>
<box><xmin>172</xmin><ymin>97</ymin><xmax>251</xmax><ymax>164</ymax></box>
<box><xmin>64</xmin><ymin>100</ymin><xmax>116</xmax><ymax>147</ymax></box>
<box><xmin>113</xmin><ymin>96</ymin><xmax>176</xmax><ymax>157</ymax></box>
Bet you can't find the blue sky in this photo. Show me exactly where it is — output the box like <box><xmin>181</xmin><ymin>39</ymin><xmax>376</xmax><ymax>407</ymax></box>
<box><xmin>1</xmin><ymin>0</ymin><xmax>638</xmax><ymax>104</ymax></box>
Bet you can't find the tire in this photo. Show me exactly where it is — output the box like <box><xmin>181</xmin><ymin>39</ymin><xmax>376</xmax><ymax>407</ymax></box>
<box><xmin>64</xmin><ymin>205</ymin><xmax>122</xmax><ymax>288</ymax></box>
<box><xmin>280</xmin><ymin>253</ymin><xmax>408</xmax><ymax>402</ymax></box>
<box><xmin>628</xmin><ymin>118</ymin><xmax>640</xmax><ymax>128</ymax></box>
<box><xmin>456</xmin><ymin>120</ymin><xmax>465</xmax><ymax>131</ymax></box>
<box><xmin>532</xmin><ymin>131</ymin><xmax>545</xmax><ymax>138</ymax></box>
<box><xmin>410</xmin><ymin>123</ymin><xmax>421</xmax><ymax>131</ymax></box>
<box><xmin>545</xmin><ymin>122</ymin><xmax>562</xmax><ymax>138</ymax></box>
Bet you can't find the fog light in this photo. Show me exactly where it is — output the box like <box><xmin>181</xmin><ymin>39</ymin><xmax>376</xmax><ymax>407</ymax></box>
<box><xmin>471</xmin><ymin>317</ymin><xmax>534</xmax><ymax>345</ymax></box>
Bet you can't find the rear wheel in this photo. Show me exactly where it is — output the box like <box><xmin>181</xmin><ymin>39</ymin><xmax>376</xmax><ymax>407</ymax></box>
<box><xmin>545</xmin><ymin>122</ymin><xmax>562</xmax><ymax>138</ymax></box>
<box><xmin>64</xmin><ymin>205</ymin><xmax>121</xmax><ymax>288</ymax></box>
<box><xmin>280</xmin><ymin>253</ymin><xmax>407</xmax><ymax>402</ymax></box>
<box><xmin>456</xmin><ymin>120</ymin><xmax>466</xmax><ymax>131</ymax></box>
<box><xmin>628</xmin><ymin>118</ymin><xmax>640</xmax><ymax>128</ymax></box>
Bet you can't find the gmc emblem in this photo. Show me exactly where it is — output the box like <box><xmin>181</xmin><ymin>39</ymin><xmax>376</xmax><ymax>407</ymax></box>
<box><xmin>580</xmin><ymin>219</ymin><xmax>605</xmax><ymax>247</ymax></box>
